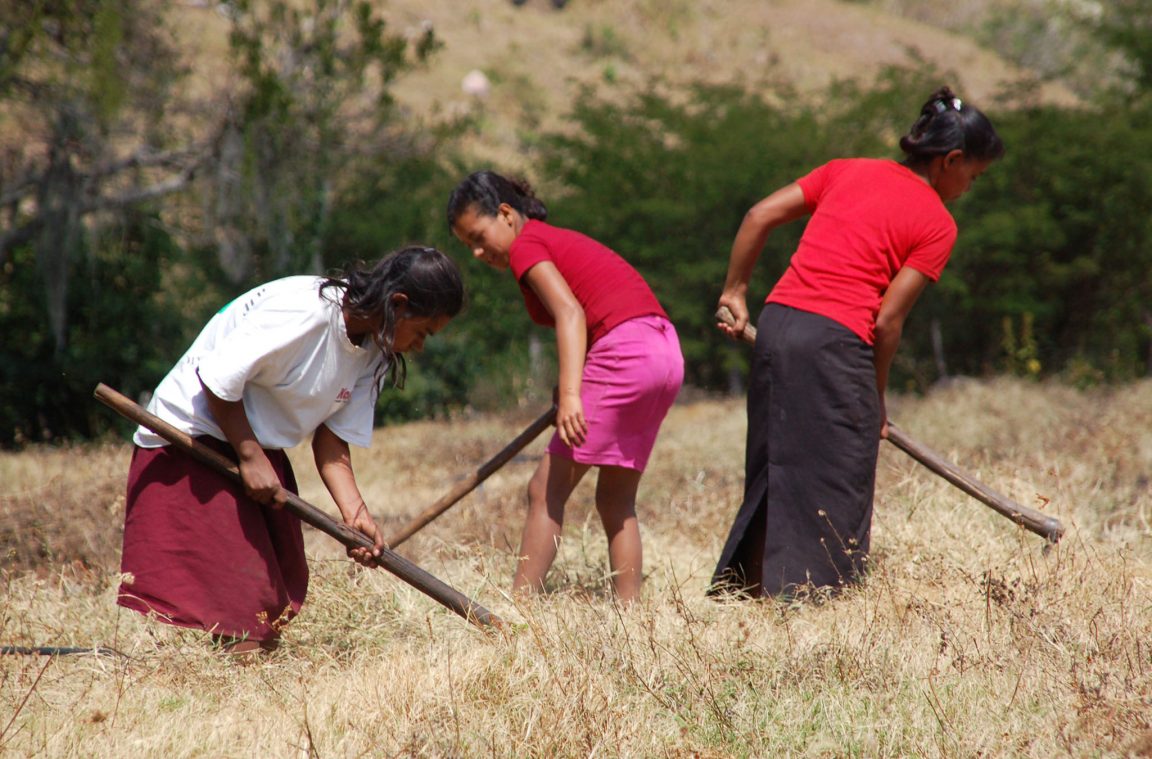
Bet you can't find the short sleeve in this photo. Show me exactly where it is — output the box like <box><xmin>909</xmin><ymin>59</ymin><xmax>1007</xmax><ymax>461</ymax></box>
<box><xmin>903</xmin><ymin>217</ymin><xmax>958</xmax><ymax>282</ymax></box>
<box><xmin>795</xmin><ymin>160</ymin><xmax>841</xmax><ymax>211</ymax></box>
<box><xmin>509</xmin><ymin>223</ymin><xmax>553</xmax><ymax>281</ymax></box>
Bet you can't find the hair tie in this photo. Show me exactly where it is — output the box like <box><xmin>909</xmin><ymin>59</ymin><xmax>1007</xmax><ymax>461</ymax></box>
<box><xmin>933</xmin><ymin>96</ymin><xmax>963</xmax><ymax>114</ymax></box>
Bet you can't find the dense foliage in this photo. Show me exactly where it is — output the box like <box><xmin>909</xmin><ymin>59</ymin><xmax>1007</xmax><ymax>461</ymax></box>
<box><xmin>535</xmin><ymin>73</ymin><xmax>1152</xmax><ymax>391</ymax></box>
<box><xmin>2</xmin><ymin>2</ymin><xmax>1151</xmax><ymax>446</ymax></box>
<box><xmin>0</xmin><ymin>0</ymin><xmax>453</xmax><ymax>444</ymax></box>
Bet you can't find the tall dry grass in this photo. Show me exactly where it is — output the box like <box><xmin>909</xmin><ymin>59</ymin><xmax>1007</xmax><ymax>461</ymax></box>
<box><xmin>2</xmin><ymin>378</ymin><xmax>1150</xmax><ymax>757</ymax></box>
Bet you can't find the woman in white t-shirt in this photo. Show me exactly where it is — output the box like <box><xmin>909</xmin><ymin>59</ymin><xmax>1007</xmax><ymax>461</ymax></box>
<box><xmin>118</xmin><ymin>246</ymin><xmax>463</xmax><ymax>654</ymax></box>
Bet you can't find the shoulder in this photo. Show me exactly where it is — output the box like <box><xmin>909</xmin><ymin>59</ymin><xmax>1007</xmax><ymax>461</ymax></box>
<box><xmin>798</xmin><ymin>157</ymin><xmax>882</xmax><ymax>187</ymax></box>
<box><xmin>248</xmin><ymin>275</ymin><xmax>328</xmax><ymax>301</ymax></box>
<box><xmin>826</xmin><ymin>158</ymin><xmax>902</xmax><ymax>179</ymax></box>
<box><xmin>513</xmin><ymin>220</ymin><xmax>579</xmax><ymax>259</ymax></box>
<box><xmin>816</xmin><ymin>159</ymin><xmax>942</xmax><ymax>199</ymax></box>
<box><xmin>797</xmin><ymin>158</ymin><xmax>872</xmax><ymax>202</ymax></box>
<box><xmin>275</xmin><ymin>276</ymin><xmax>332</xmax><ymax>316</ymax></box>
<box><xmin>234</xmin><ymin>276</ymin><xmax>334</xmax><ymax>331</ymax></box>
<box><xmin>815</xmin><ymin>158</ymin><xmax>907</xmax><ymax>177</ymax></box>
<box><xmin>521</xmin><ymin>220</ymin><xmax>608</xmax><ymax>252</ymax></box>
<box><xmin>518</xmin><ymin>219</ymin><xmax>560</xmax><ymax>242</ymax></box>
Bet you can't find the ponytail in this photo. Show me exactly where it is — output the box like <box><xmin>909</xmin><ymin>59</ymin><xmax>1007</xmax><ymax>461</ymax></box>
<box><xmin>446</xmin><ymin>170</ymin><xmax>548</xmax><ymax>227</ymax></box>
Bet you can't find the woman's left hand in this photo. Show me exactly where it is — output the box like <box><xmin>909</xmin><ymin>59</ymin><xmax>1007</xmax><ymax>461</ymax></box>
<box><xmin>343</xmin><ymin>503</ymin><xmax>385</xmax><ymax>567</ymax></box>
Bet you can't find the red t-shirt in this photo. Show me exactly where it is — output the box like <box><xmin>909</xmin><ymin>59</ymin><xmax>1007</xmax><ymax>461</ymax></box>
<box><xmin>767</xmin><ymin>158</ymin><xmax>957</xmax><ymax>344</ymax></box>
<box><xmin>509</xmin><ymin>220</ymin><xmax>668</xmax><ymax>345</ymax></box>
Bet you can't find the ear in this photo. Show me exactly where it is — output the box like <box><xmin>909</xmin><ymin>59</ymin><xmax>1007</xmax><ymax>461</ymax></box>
<box><xmin>391</xmin><ymin>292</ymin><xmax>409</xmax><ymax>315</ymax></box>
<box><xmin>942</xmin><ymin>149</ymin><xmax>965</xmax><ymax>168</ymax></box>
<box><xmin>497</xmin><ymin>202</ymin><xmax>517</xmax><ymax>225</ymax></box>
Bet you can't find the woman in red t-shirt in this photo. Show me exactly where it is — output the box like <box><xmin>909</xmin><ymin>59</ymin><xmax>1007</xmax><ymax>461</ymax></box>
<box><xmin>448</xmin><ymin>170</ymin><xmax>684</xmax><ymax>604</ymax></box>
<box><xmin>711</xmin><ymin>87</ymin><xmax>1005</xmax><ymax>598</ymax></box>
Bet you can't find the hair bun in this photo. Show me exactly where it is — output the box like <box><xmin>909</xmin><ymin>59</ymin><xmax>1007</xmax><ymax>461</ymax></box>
<box><xmin>900</xmin><ymin>86</ymin><xmax>1004</xmax><ymax>165</ymax></box>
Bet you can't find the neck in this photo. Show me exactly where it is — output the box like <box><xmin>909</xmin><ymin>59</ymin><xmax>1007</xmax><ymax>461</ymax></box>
<box><xmin>342</xmin><ymin>309</ymin><xmax>372</xmax><ymax>347</ymax></box>
<box><xmin>901</xmin><ymin>159</ymin><xmax>933</xmax><ymax>185</ymax></box>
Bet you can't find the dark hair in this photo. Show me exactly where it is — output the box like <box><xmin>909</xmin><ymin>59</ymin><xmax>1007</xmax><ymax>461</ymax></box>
<box><xmin>899</xmin><ymin>86</ymin><xmax>1005</xmax><ymax>166</ymax></box>
<box><xmin>446</xmin><ymin>170</ymin><xmax>548</xmax><ymax>227</ymax></box>
<box><xmin>320</xmin><ymin>246</ymin><xmax>464</xmax><ymax>390</ymax></box>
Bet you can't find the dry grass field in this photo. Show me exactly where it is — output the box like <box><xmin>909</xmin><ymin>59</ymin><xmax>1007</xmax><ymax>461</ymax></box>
<box><xmin>2</xmin><ymin>378</ymin><xmax>1150</xmax><ymax>757</ymax></box>
<box><xmin>4</xmin><ymin>1</ymin><xmax>1146</xmax><ymax>755</ymax></box>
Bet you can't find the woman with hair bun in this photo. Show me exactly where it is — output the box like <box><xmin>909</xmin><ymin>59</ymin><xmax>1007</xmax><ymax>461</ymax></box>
<box><xmin>711</xmin><ymin>87</ymin><xmax>1004</xmax><ymax>598</ymax></box>
<box><xmin>447</xmin><ymin>170</ymin><xmax>684</xmax><ymax>604</ymax></box>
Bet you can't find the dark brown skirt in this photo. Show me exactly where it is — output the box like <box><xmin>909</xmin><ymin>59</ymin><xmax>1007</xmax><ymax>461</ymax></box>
<box><xmin>711</xmin><ymin>304</ymin><xmax>881</xmax><ymax>597</ymax></box>
<box><xmin>118</xmin><ymin>437</ymin><xmax>308</xmax><ymax>641</ymax></box>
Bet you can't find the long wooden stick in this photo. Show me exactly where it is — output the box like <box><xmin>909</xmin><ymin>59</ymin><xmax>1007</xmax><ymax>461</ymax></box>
<box><xmin>386</xmin><ymin>405</ymin><xmax>557</xmax><ymax>548</ymax></box>
<box><xmin>714</xmin><ymin>308</ymin><xmax>1064</xmax><ymax>542</ymax></box>
<box><xmin>93</xmin><ymin>383</ymin><xmax>503</xmax><ymax>629</ymax></box>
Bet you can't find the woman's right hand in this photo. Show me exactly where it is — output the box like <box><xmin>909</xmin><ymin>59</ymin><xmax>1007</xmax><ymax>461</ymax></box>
<box><xmin>716</xmin><ymin>293</ymin><xmax>751</xmax><ymax>341</ymax></box>
<box><xmin>237</xmin><ymin>447</ymin><xmax>285</xmax><ymax>506</ymax></box>
<box><xmin>199</xmin><ymin>375</ymin><xmax>285</xmax><ymax>506</ymax></box>
<box><xmin>716</xmin><ymin>182</ymin><xmax>808</xmax><ymax>342</ymax></box>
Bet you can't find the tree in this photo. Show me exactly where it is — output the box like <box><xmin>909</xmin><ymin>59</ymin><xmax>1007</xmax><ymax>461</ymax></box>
<box><xmin>1094</xmin><ymin>0</ymin><xmax>1152</xmax><ymax>97</ymax></box>
<box><xmin>0</xmin><ymin>0</ymin><xmax>205</xmax><ymax>352</ymax></box>
<box><xmin>211</xmin><ymin>0</ymin><xmax>440</xmax><ymax>283</ymax></box>
<box><xmin>0</xmin><ymin>0</ymin><xmax>448</xmax><ymax>444</ymax></box>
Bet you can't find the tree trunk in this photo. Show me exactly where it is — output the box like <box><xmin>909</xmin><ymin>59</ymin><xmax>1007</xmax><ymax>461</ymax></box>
<box><xmin>37</xmin><ymin>121</ymin><xmax>83</xmax><ymax>354</ymax></box>
<box><xmin>930</xmin><ymin>317</ymin><xmax>949</xmax><ymax>381</ymax></box>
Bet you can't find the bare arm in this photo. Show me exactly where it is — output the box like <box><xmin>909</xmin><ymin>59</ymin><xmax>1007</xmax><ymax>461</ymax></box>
<box><xmin>873</xmin><ymin>266</ymin><xmax>931</xmax><ymax>438</ymax></box>
<box><xmin>199</xmin><ymin>374</ymin><xmax>285</xmax><ymax>506</ymax></box>
<box><xmin>717</xmin><ymin>183</ymin><xmax>810</xmax><ymax>339</ymax></box>
<box><xmin>312</xmin><ymin>423</ymin><xmax>383</xmax><ymax>565</ymax></box>
<box><xmin>522</xmin><ymin>260</ymin><xmax>589</xmax><ymax>447</ymax></box>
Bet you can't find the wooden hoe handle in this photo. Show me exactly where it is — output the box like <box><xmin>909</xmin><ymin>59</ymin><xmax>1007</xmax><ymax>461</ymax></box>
<box><xmin>386</xmin><ymin>405</ymin><xmax>557</xmax><ymax>549</ymax></box>
<box><xmin>714</xmin><ymin>307</ymin><xmax>1064</xmax><ymax>542</ymax></box>
<box><xmin>93</xmin><ymin>383</ymin><xmax>504</xmax><ymax>629</ymax></box>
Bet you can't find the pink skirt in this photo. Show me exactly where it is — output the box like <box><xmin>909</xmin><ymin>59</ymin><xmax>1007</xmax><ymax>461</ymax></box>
<box><xmin>118</xmin><ymin>438</ymin><xmax>308</xmax><ymax>642</ymax></box>
<box><xmin>547</xmin><ymin>315</ymin><xmax>683</xmax><ymax>471</ymax></box>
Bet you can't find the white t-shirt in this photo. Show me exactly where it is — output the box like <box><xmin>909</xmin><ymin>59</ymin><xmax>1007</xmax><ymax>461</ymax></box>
<box><xmin>135</xmin><ymin>276</ymin><xmax>384</xmax><ymax>450</ymax></box>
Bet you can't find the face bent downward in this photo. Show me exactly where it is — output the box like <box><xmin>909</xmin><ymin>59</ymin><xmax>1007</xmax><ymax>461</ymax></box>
<box><xmin>934</xmin><ymin>153</ymin><xmax>994</xmax><ymax>203</ymax></box>
<box><xmin>392</xmin><ymin>313</ymin><xmax>452</xmax><ymax>354</ymax></box>
<box><xmin>450</xmin><ymin>204</ymin><xmax>520</xmax><ymax>270</ymax></box>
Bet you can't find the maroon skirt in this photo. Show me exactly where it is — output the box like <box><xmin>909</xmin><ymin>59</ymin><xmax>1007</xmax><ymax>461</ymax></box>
<box><xmin>118</xmin><ymin>438</ymin><xmax>308</xmax><ymax>642</ymax></box>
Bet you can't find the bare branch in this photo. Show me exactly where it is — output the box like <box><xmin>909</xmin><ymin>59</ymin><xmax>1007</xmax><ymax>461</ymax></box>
<box><xmin>81</xmin><ymin>161</ymin><xmax>203</xmax><ymax>212</ymax></box>
<box><xmin>89</xmin><ymin>147</ymin><xmax>205</xmax><ymax>180</ymax></box>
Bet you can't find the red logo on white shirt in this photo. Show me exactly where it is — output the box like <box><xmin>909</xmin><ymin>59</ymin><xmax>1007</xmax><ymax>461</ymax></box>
<box><xmin>335</xmin><ymin>388</ymin><xmax>352</xmax><ymax>403</ymax></box>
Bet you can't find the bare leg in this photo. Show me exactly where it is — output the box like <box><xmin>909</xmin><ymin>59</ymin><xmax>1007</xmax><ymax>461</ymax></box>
<box><xmin>512</xmin><ymin>453</ymin><xmax>590</xmax><ymax>596</ymax></box>
<box><xmin>594</xmin><ymin>466</ymin><xmax>644</xmax><ymax>604</ymax></box>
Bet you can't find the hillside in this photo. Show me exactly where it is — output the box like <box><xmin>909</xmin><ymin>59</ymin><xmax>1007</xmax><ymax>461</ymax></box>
<box><xmin>170</xmin><ymin>0</ymin><xmax>1079</xmax><ymax>170</ymax></box>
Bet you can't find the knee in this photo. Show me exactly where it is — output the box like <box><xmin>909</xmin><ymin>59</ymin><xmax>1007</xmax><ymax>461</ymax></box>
<box><xmin>595</xmin><ymin>498</ymin><xmax>636</xmax><ymax>532</ymax></box>
<box><xmin>526</xmin><ymin>472</ymin><xmax>550</xmax><ymax>513</ymax></box>
<box><xmin>525</xmin><ymin>486</ymin><xmax>541</xmax><ymax>516</ymax></box>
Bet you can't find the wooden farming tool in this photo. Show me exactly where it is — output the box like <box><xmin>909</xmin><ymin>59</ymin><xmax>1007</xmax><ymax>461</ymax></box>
<box><xmin>386</xmin><ymin>405</ymin><xmax>557</xmax><ymax>548</ymax></box>
<box><xmin>93</xmin><ymin>383</ymin><xmax>503</xmax><ymax>629</ymax></box>
<box><xmin>714</xmin><ymin>307</ymin><xmax>1064</xmax><ymax>542</ymax></box>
